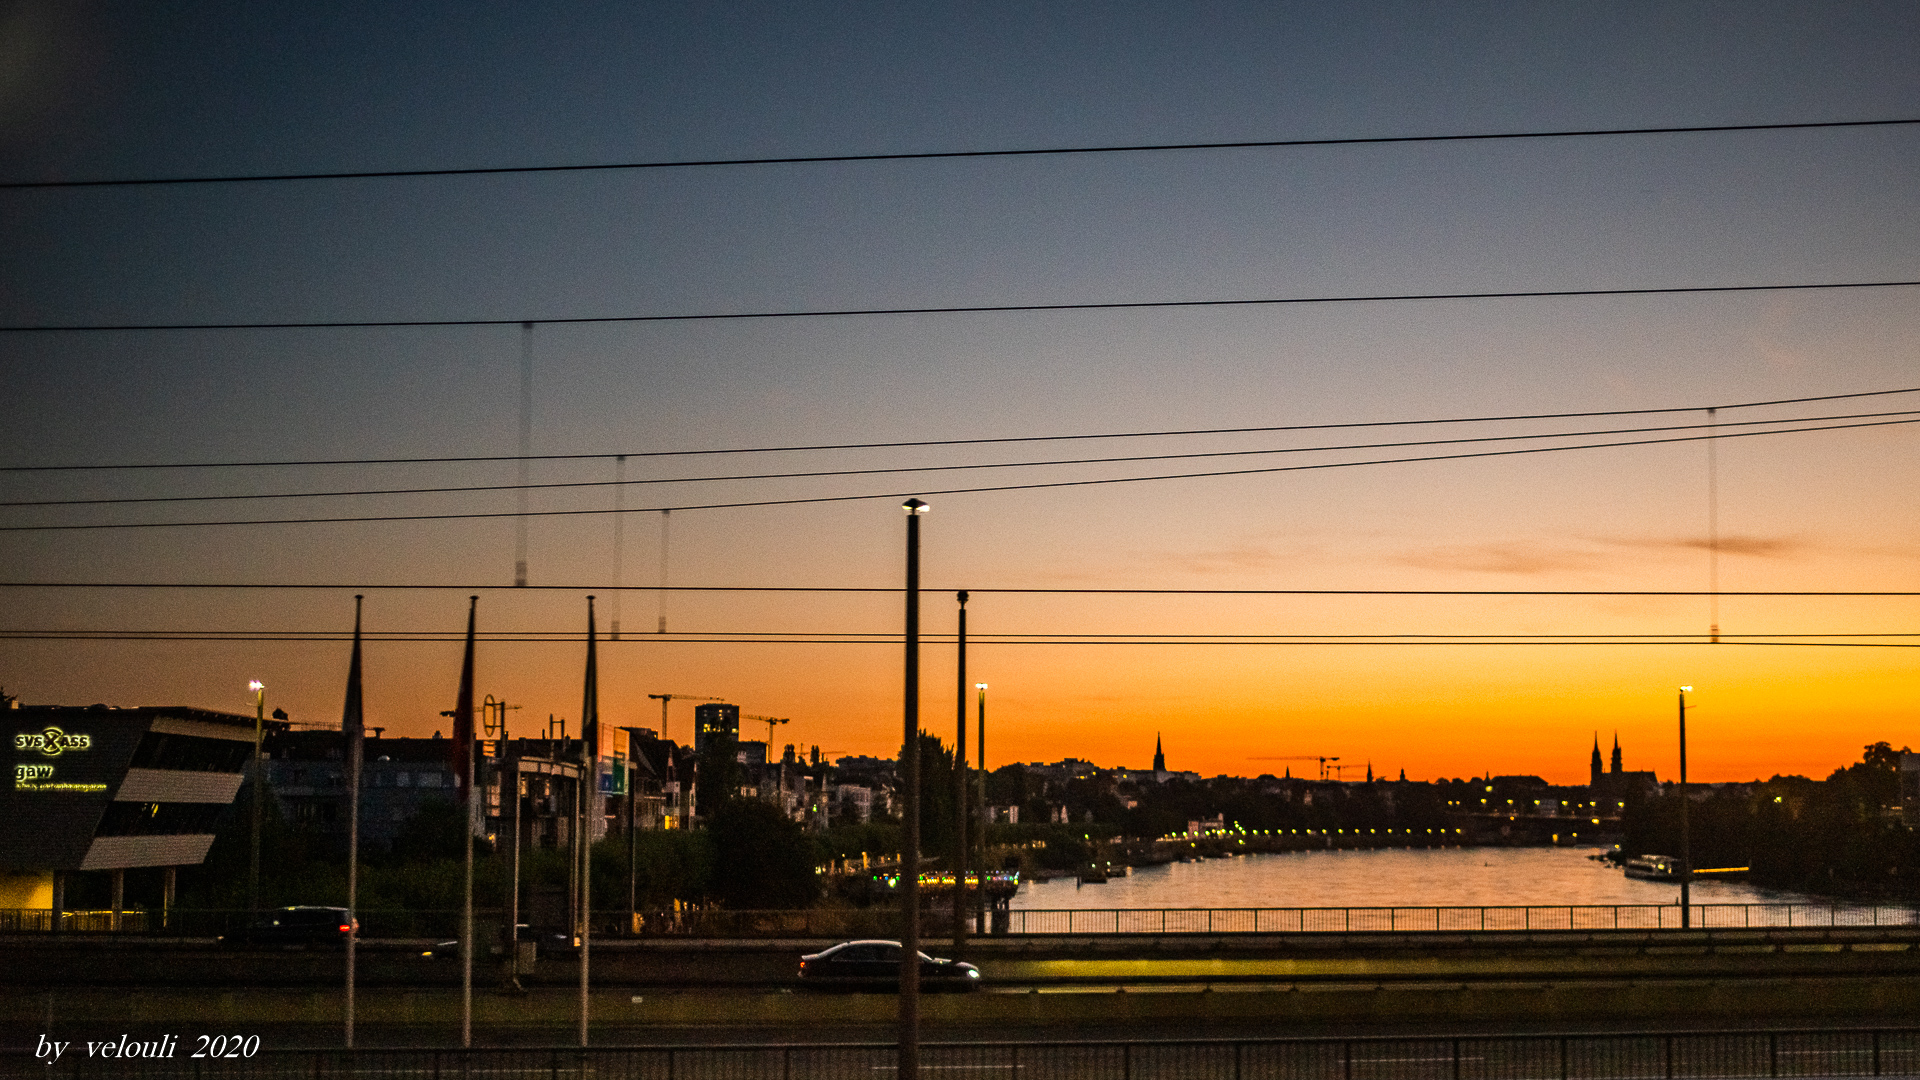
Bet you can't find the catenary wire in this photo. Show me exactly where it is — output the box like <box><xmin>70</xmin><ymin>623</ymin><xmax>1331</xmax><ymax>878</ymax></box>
<box><xmin>4</xmin><ymin>279</ymin><xmax>1917</xmax><ymax>334</ymax></box>
<box><xmin>0</xmin><ymin>584</ymin><xmax>1912</xmax><ymax>596</ymax></box>
<box><xmin>5</xmin><ymin>385</ymin><xmax>1914</xmax><ymax>474</ymax></box>
<box><xmin>7</xmin><ymin>408</ymin><xmax>1912</xmax><ymax>510</ymax></box>
<box><xmin>3</xmin><ymin>414</ymin><xmax>1914</xmax><ymax>532</ymax></box>
<box><xmin>7</xmin><ymin>626</ymin><xmax>1912</xmax><ymax>634</ymax></box>
<box><xmin>3</xmin><ymin>117</ymin><xmax>1915</xmax><ymax>190</ymax></box>
<box><xmin>0</xmin><ymin>630</ymin><xmax>1910</xmax><ymax>647</ymax></box>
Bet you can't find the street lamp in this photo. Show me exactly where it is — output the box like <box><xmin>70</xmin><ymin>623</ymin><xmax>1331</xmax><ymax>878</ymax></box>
<box><xmin>899</xmin><ymin>498</ymin><xmax>928</xmax><ymax>1080</ymax></box>
<box><xmin>1678</xmin><ymin>685</ymin><xmax>1693</xmax><ymax>927</ymax></box>
<box><xmin>248</xmin><ymin>680</ymin><xmax>265</xmax><ymax>912</ymax></box>
<box><xmin>953</xmin><ymin>590</ymin><xmax>969</xmax><ymax>956</ymax></box>
<box><xmin>974</xmin><ymin>682</ymin><xmax>987</xmax><ymax>935</ymax></box>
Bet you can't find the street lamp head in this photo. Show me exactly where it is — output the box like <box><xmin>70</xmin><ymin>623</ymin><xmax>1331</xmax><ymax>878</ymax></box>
<box><xmin>902</xmin><ymin>498</ymin><xmax>929</xmax><ymax>515</ymax></box>
<box><xmin>249</xmin><ymin>680</ymin><xmax>264</xmax><ymax>693</ymax></box>
<box><xmin>1679</xmin><ymin>685</ymin><xmax>1693</xmax><ymax>693</ymax></box>
<box><xmin>976</xmin><ymin>683</ymin><xmax>988</xmax><ymax>690</ymax></box>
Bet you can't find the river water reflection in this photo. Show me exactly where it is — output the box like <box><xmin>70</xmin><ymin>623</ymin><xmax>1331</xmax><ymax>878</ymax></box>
<box><xmin>1012</xmin><ymin>847</ymin><xmax>1830</xmax><ymax>911</ymax></box>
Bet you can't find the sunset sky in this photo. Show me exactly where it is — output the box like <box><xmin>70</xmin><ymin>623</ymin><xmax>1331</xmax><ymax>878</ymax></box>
<box><xmin>2</xmin><ymin>2</ymin><xmax>1916</xmax><ymax>785</ymax></box>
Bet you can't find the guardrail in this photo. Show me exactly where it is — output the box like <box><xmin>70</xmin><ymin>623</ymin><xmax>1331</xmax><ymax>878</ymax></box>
<box><xmin>5</xmin><ymin>1028</ymin><xmax>1918</xmax><ymax>1080</ymax></box>
<box><xmin>5</xmin><ymin>902</ymin><xmax>1917</xmax><ymax>939</ymax></box>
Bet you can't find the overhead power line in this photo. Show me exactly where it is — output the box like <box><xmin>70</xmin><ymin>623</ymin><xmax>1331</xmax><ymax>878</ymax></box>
<box><xmin>3</xmin><ymin>279</ymin><xmax>1916</xmax><ymax>334</ymax></box>
<box><xmin>8</xmin><ymin>408</ymin><xmax>1912</xmax><ymax>510</ymax></box>
<box><xmin>1</xmin><ymin>584</ymin><xmax>1913</xmax><ymax>596</ymax></box>
<box><xmin>3</xmin><ymin>117</ymin><xmax>1915</xmax><ymax>190</ymax></box>
<box><xmin>3</xmin><ymin>385</ymin><xmax>1913</xmax><ymax>474</ymax></box>
<box><xmin>3</xmin><ymin>413</ymin><xmax>1915</xmax><ymax>532</ymax></box>
<box><xmin>0</xmin><ymin>629</ymin><xmax>1910</xmax><ymax>647</ymax></box>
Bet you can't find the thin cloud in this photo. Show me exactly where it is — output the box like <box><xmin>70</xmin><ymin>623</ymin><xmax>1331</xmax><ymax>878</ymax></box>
<box><xmin>1604</xmin><ymin>535</ymin><xmax>1809</xmax><ymax>558</ymax></box>
<box><xmin>1397</xmin><ymin>542</ymin><xmax>1604</xmax><ymax>575</ymax></box>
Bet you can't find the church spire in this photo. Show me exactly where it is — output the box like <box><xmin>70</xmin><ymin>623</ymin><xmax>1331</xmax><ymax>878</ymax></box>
<box><xmin>1152</xmin><ymin>733</ymin><xmax>1166</xmax><ymax>774</ymax></box>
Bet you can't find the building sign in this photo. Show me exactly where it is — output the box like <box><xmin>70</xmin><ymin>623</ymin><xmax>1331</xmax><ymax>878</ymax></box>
<box><xmin>12</xmin><ymin>726</ymin><xmax>107</xmax><ymax>792</ymax></box>
<box><xmin>16</xmin><ymin>727</ymin><xmax>92</xmax><ymax>756</ymax></box>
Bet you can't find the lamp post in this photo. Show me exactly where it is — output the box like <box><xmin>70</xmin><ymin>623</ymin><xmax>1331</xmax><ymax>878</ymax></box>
<box><xmin>953</xmin><ymin>590</ymin><xmax>968</xmax><ymax>957</ymax></box>
<box><xmin>899</xmin><ymin>498</ymin><xmax>928</xmax><ymax>1080</ymax></box>
<box><xmin>975</xmin><ymin>682</ymin><xmax>987</xmax><ymax>935</ymax></box>
<box><xmin>248</xmin><ymin>680</ymin><xmax>265</xmax><ymax>912</ymax></box>
<box><xmin>1678</xmin><ymin>685</ymin><xmax>1693</xmax><ymax>928</ymax></box>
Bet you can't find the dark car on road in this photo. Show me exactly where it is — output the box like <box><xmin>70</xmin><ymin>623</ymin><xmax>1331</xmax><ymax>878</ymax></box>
<box><xmin>798</xmin><ymin>940</ymin><xmax>981</xmax><ymax>991</ymax></box>
<box><xmin>219</xmin><ymin>906</ymin><xmax>357</xmax><ymax>947</ymax></box>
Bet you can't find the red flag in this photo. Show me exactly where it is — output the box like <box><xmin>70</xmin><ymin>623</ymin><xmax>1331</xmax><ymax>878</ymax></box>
<box><xmin>582</xmin><ymin>596</ymin><xmax>599</xmax><ymax>766</ymax></box>
<box><xmin>343</xmin><ymin>596</ymin><xmax>365</xmax><ymax>744</ymax></box>
<box><xmin>452</xmin><ymin>596</ymin><xmax>476</xmax><ymax>803</ymax></box>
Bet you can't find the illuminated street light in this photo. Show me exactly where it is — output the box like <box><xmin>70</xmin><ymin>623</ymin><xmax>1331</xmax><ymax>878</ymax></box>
<box><xmin>974</xmin><ymin>682</ymin><xmax>988</xmax><ymax>935</ymax></box>
<box><xmin>1678</xmin><ymin>685</ymin><xmax>1694</xmax><ymax>927</ymax></box>
<box><xmin>248</xmin><ymin>680</ymin><xmax>266</xmax><ymax>912</ymax></box>
<box><xmin>899</xmin><ymin>498</ymin><xmax>927</xmax><ymax>1080</ymax></box>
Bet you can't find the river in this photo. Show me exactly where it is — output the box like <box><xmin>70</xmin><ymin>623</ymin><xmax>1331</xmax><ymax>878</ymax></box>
<box><xmin>1011</xmin><ymin>846</ymin><xmax>1837</xmax><ymax>911</ymax></box>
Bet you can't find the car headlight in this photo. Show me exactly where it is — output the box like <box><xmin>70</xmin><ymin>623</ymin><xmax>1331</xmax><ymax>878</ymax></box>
<box><xmin>967</xmin><ymin>969</ymin><xmax>980</xmax><ymax>978</ymax></box>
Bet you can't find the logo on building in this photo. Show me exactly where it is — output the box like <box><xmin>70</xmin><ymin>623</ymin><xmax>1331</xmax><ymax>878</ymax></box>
<box><xmin>14</xmin><ymin>727</ymin><xmax>92</xmax><ymax>757</ymax></box>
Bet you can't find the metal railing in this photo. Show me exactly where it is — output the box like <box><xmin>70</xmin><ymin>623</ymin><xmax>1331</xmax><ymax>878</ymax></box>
<box><xmin>998</xmin><ymin>902</ymin><xmax>1920</xmax><ymax>935</ymax></box>
<box><xmin>5</xmin><ymin>902</ymin><xmax>1917</xmax><ymax>939</ymax></box>
<box><xmin>6</xmin><ymin>1028</ymin><xmax>1919</xmax><ymax>1080</ymax></box>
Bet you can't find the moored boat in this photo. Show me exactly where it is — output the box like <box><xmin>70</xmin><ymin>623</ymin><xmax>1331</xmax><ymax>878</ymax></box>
<box><xmin>1623</xmin><ymin>853</ymin><xmax>1684</xmax><ymax>881</ymax></box>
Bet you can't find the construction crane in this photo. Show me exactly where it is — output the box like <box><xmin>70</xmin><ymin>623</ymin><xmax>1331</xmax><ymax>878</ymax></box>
<box><xmin>741</xmin><ymin>713</ymin><xmax>790</xmax><ymax>749</ymax></box>
<box><xmin>646</xmin><ymin>693</ymin><xmax>722</xmax><ymax>742</ymax></box>
<box><xmin>1248</xmin><ymin>753</ymin><xmax>1338</xmax><ymax>780</ymax></box>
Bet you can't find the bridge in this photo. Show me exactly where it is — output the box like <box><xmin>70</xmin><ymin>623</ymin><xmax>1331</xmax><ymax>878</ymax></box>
<box><xmin>5</xmin><ymin>906</ymin><xmax>1920</xmax><ymax>1046</ymax></box>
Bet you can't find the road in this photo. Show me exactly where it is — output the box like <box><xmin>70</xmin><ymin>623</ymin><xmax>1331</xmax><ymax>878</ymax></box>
<box><xmin>4</xmin><ymin>926</ymin><xmax>1919</xmax><ymax>1048</ymax></box>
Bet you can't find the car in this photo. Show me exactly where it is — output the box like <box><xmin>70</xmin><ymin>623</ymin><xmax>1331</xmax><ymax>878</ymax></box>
<box><xmin>798</xmin><ymin>940</ymin><xmax>981</xmax><ymax>991</ymax></box>
<box><xmin>219</xmin><ymin>906</ymin><xmax>357</xmax><ymax>947</ymax></box>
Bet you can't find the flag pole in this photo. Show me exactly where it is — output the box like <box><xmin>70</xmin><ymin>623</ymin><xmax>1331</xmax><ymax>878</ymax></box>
<box><xmin>454</xmin><ymin>596</ymin><xmax>478</xmax><ymax>1048</ymax></box>
<box><xmin>580</xmin><ymin>596</ymin><xmax>598</xmax><ymax>1047</ymax></box>
<box><xmin>343</xmin><ymin>595</ymin><xmax>365</xmax><ymax>1049</ymax></box>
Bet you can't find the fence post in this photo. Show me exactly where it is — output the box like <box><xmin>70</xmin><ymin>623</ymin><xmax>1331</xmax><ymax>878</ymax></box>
<box><xmin>1344</xmin><ymin>1041</ymin><xmax>1353</xmax><ymax>1080</ymax></box>
<box><xmin>1452</xmin><ymin>1038</ymin><xmax>1462</xmax><ymax>1080</ymax></box>
<box><xmin>1873</xmin><ymin>1030</ymin><xmax>1882</xmax><ymax>1076</ymax></box>
<box><xmin>1560</xmin><ymin>1036</ymin><xmax>1568</xmax><ymax>1080</ymax></box>
<box><xmin>1664</xmin><ymin>1035</ymin><xmax>1673</xmax><ymax>1080</ymax></box>
<box><xmin>1123</xmin><ymin>1042</ymin><xmax>1131</xmax><ymax>1080</ymax></box>
<box><xmin>783</xmin><ymin>1044</ymin><xmax>792</xmax><ymax>1080</ymax></box>
<box><xmin>1769</xmin><ymin>1031</ymin><xmax>1778</xmax><ymax>1077</ymax></box>
<box><xmin>1235</xmin><ymin>1041</ymin><xmax>1243</xmax><ymax>1080</ymax></box>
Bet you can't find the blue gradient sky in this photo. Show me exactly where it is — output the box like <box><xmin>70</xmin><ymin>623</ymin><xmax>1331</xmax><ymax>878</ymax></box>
<box><xmin>2</xmin><ymin>2</ymin><xmax>1917</xmax><ymax>782</ymax></box>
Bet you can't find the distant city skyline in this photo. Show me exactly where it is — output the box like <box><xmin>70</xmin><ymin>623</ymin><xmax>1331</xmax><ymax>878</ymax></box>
<box><xmin>3</xmin><ymin>3</ymin><xmax>1916</xmax><ymax>785</ymax></box>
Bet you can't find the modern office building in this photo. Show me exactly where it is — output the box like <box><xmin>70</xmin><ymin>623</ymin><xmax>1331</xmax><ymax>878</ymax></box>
<box><xmin>693</xmin><ymin>703</ymin><xmax>740</xmax><ymax>754</ymax></box>
<box><xmin>2</xmin><ymin>703</ymin><xmax>261</xmax><ymax>912</ymax></box>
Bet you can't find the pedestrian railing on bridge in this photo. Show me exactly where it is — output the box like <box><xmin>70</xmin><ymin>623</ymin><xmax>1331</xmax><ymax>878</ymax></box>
<box><xmin>8</xmin><ymin>1027</ymin><xmax>1920</xmax><ymax>1080</ymax></box>
<box><xmin>999</xmin><ymin>902</ymin><xmax>1920</xmax><ymax>935</ymax></box>
<box><xmin>4</xmin><ymin>902</ymin><xmax>1917</xmax><ymax>939</ymax></box>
